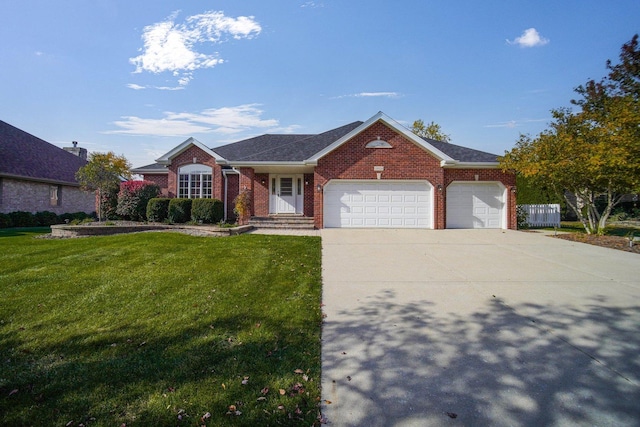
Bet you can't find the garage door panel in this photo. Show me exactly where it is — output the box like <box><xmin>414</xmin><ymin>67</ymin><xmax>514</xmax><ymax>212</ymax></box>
<box><xmin>324</xmin><ymin>180</ymin><xmax>432</xmax><ymax>228</ymax></box>
<box><xmin>447</xmin><ymin>183</ymin><xmax>504</xmax><ymax>229</ymax></box>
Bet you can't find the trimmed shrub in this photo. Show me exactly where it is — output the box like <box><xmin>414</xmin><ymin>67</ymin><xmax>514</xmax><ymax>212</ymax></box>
<box><xmin>8</xmin><ymin>211</ymin><xmax>38</xmax><ymax>227</ymax></box>
<box><xmin>147</xmin><ymin>198</ymin><xmax>171</xmax><ymax>223</ymax></box>
<box><xmin>116</xmin><ymin>180</ymin><xmax>161</xmax><ymax>221</ymax></box>
<box><xmin>191</xmin><ymin>198</ymin><xmax>224</xmax><ymax>224</ymax></box>
<box><xmin>0</xmin><ymin>213</ymin><xmax>13</xmax><ymax>228</ymax></box>
<box><xmin>168</xmin><ymin>199</ymin><xmax>192</xmax><ymax>223</ymax></box>
<box><xmin>99</xmin><ymin>186</ymin><xmax>120</xmax><ymax>220</ymax></box>
<box><xmin>35</xmin><ymin>211</ymin><xmax>59</xmax><ymax>226</ymax></box>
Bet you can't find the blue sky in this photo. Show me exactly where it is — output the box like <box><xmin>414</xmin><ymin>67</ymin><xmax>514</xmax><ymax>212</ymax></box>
<box><xmin>1</xmin><ymin>1</ymin><xmax>639</xmax><ymax>168</ymax></box>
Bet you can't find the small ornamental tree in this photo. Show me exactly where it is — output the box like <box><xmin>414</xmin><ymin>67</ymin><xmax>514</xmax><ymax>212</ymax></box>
<box><xmin>116</xmin><ymin>181</ymin><xmax>160</xmax><ymax>221</ymax></box>
<box><xmin>75</xmin><ymin>152</ymin><xmax>132</xmax><ymax>221</ymax></box>
<box><xmin>233</xmin><ymin>190</ymin><xmax>252</xmax><ymax>225</ymax></box>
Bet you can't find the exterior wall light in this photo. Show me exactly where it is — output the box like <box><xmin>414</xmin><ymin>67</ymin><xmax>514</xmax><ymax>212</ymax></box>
<box><xmin>437</xmin><ymin>184</ymin><xmax>443</xmax><ymax>192</ymax></box>
<box><xmin>317</xmin><ymin>184</ymin><xmax>322</xmax><ymax>192</ymax></box>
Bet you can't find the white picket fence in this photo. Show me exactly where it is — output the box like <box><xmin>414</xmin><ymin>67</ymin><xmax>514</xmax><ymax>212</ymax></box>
<box><xmin>520</xmin><ymin>204</ymin><xmax>561</xmax><ymax>227</ymax></box>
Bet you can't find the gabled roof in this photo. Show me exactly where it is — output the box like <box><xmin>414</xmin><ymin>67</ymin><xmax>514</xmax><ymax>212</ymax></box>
<box><xmin>0</xmin><ymin>120</ymin><xmax>87</xmax><ymax>185</ymax></box>
<box><xmin>134</xmin><ymin>112</ymin><xmax>499</xmax><ymax>172</ymax></box>
<box><xmin>307</xmin><ymin>111</ymin><xmax>457</xmax><ymax>164</ymax></box>
<box><xmin>156</xmin><ymin>137</ymin><xmax>224</xmax><ymax>165</ymax></box>
<box><xmin>214</xmin><ymin>121</ymin><xmax>362</xmax><ymax>163</ymax></box>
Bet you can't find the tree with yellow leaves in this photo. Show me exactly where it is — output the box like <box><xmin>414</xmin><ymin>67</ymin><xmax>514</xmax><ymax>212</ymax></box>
<box><xmin>501</xmin><ymin>35</ymin><xmax>640</xmax><ymax>234</ymax></box>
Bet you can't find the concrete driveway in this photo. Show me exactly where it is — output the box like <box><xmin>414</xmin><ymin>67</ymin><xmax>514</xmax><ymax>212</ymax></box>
<box><xmin>320</xmin><ymin>229</ymin><xmax>640</xmax><ymax>426</ymax></box>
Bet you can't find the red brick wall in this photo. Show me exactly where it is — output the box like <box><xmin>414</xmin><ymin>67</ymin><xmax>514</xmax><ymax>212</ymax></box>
<box><xmin>253</xmin><ymin>173</ymin><xmax>269</xmax><ymax>217</ymax></box>
<box><xmin>167</xmin><ymin>146</ymin><xmax>222</xmax><ymax>199</ymax></box>
<box><xmin>142</xmin><ymin>174</ymin><xmax>169</xmax><ymax>197</ymax></box>
<box><xmin>313</xmin><ymin>121</ymin><xmax>515</xmax><ymax>229</ymax></box>
<box><xmin>314</xmin><ymin>122</ymin><xmax>445</xmax><ymax>229</ymax></box>
<box><xmin>226</xmin><ymin>173</ymin><xmax>239</xmax><ymax>221</ymax></box>
<box><xmin>303</xmin><ymin>173</ymin><xmax>314</xmax><ymax>218</ymax></box>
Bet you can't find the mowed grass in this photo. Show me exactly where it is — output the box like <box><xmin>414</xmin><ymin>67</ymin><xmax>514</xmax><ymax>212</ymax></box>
<box><xmin>0</xmin><ymin>229</ymin><xmax>323</xmax><ymax>426</ymax></box>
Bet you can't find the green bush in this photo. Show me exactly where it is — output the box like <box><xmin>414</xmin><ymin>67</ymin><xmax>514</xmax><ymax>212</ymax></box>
<box><xmin>191</xmin><ymin>198</ymin><xmax>224</xmax><ymax>224</ymax></box>
<box><xmin>8</xmin><ymin>211</ymin><xmax>38</xmax><ymax>227</ymax></box>
<box><xmin>516</xmin><ymin>205</ymin><xmax>529</xmax><ymax>230</ymax></box>
<box><xmin>116</xmin><ymin>181</ymin><xmax>161</xmax><ymax>221</ymax></box>
<box><xmin>35</xmin><ymin>211</ymin><xmax>60</xmax><ymax>226</ymax></box>
<box><xmin>147</xmin><ymin>198</ymin><xmax>171</xmax><ymax>222</ymax></box>
<box><xmin>168</xmin><ymin>199</ymin><xmax>192</xmax><ymax>223</ymax></box>
<box><xmin>0</xmin><ymin>213</ymin><xmax>13</xmax><ymax>228</ymax></box>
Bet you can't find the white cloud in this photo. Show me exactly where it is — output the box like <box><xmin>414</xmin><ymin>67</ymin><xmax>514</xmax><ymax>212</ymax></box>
<box><xmin>301</xmin><ymin>1</ymin><xmax>324</xmax><ymax>8</ymax></box>
<box><xmin>127</xmin><ymin>83</ymin><xmax>146</xmax><ymax>90</ymax></box>
<box><xmin>105</xmin><ymin>104</ymin><xmax>285</xmax><ymax>137</ymax></box>
<box><xmin>334</xmin><ymin>91</ymin><xmax>402</xmax><ymax>99</ymax></box>
<box><xmin>484</xmin><ymin>118</ymin><xmax>547</xmax><ymax>128</ymax></box>
<box><xmin>129</xmin><ymin>11</ymin><xmax>261</xmax><ymax>87</ymax></box>
<box><xmin>507</xmin><ymin>28</ymin><xmax>549</xmax><ymax>48</ymax></box>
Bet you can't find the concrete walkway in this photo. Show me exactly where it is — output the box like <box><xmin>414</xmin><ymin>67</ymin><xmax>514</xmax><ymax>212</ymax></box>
<box><xmin>320</xmin><ymin>229</ymin><xmax>640</xmax><ymax>426</ymax></box>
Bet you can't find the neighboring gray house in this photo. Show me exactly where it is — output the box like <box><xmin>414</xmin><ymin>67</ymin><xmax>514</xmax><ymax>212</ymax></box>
<box><xmin>0</xmin><ymin>120</ymin><xmax>95</xmax><ymax>215</ymax></box>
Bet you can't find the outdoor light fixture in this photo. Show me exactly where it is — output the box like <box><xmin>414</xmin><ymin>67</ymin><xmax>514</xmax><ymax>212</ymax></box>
<box><xmin>261</xmin><ymin>179</ymin><xmax>266</xmax><ymax>185</ymax></box>
<box><xmin>511</xmin><ymin>187</ymin><xmax>517</xmax><ymax>193</ymax></box>
<box><xmin>437</xmin><ymin>184</ymin><xmax>443</xmax><ymax>192</ymax></box>
<box><xmin>305</xmin><ymin>180</ymin><xmax>309</xmax><ymax>185</ymax></box>
<box><xmin>317</xmin><ymin>184</ymin><xmax>322</xmax><ymax>192</ymax></box>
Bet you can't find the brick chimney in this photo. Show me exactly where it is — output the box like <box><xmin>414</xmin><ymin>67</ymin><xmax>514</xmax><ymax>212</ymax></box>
<box><xmin>64</xmin><ymin>141</ymin><xmax>88</xmax><ymax>161</ymax></box>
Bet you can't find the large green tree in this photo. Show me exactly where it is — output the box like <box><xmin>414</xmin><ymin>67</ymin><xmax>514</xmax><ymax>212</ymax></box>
<box><xmin>76</xmin><ymin>152</ymin><xmax>132</xmax><ymax>221</ymax></box>
<box><xmin>411</xmin><ymin>119</ymin><xmax>451</xmax><ymax>142</ymax></box>
<box><xmin>500</xmin><ymin>35</ymin><xmax>640</xmax><ymax>234</ymax></box>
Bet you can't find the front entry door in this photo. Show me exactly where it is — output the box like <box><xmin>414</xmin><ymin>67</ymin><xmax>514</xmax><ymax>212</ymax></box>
<box><xmin>276</xmin><ymin>176</ymin><xmax>296</xmax><ymax>213</ymax></box>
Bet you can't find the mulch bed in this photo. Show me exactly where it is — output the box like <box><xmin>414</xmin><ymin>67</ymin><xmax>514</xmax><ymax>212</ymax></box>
<box><xmin>554</xmin><ymin>233</ymin><xmax>640</xmax><ymax>254</ymax></box>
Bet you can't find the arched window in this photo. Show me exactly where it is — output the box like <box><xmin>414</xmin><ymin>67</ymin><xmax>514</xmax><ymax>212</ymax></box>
<box><xmin>178</xmin><ymin>164</ymin><xmax>212</xmax><ymax>198</ymax></box>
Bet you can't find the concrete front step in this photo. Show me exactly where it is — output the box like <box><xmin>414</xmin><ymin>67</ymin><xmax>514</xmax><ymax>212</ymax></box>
<box><xmin>249</xmin><ymin>216</ymin><xmax>315</xmax><ymax>230</ymax></box>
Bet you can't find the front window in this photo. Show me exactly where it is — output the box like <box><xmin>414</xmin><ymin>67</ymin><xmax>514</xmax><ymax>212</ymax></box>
<box><xmin>178</xmin><ymin>164</ymin><xmax>212</xmax><ymax>198</ymax></box>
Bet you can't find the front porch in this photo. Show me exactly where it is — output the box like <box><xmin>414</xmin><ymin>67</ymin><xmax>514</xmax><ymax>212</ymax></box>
<box><xmin>248</xmin><ymin>215</ymin><xmax>316</xmax><ymax>230</ymax></box>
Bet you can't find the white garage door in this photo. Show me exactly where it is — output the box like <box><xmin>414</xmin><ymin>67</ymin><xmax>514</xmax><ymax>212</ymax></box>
<box><xmin>323</xmin><ymin>180</ymin><xmax>432</xmax><ymax>228</ymax></box>
<box><xmin>447</xmin><ymin>182</ymin><xmax>505</xmax><ymax>229</ymax></box>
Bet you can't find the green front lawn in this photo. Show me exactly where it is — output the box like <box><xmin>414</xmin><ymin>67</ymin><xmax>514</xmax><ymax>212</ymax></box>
<box><xmin>0</xmin><ymin>229</ymin><xmax>323</xmax><ymax>426</ymax></box>
<box><xmin>548</xmin><ymin>221</ymin><xmax>639</xmax><ymax>236</ymax></box>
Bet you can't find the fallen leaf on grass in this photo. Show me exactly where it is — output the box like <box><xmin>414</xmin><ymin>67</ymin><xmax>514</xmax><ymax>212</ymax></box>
<box><xmin>294</xmin><ymin>368</ymin><xmax>304</xmax><ymax>374</ymax></box>
<box><xmin>257</xmin><ymin>397</ymin><xmax>267</xmax><ymax>401</ymax></box>
<box><xmin>261</xmin><ymin>387</ymin><xmax>269</xmax><ymax>395</ymax></box>
<box><xmin>241</xmin><ymin>376</ymin><xmax>249</xmax><ymax>385</ymax></box>
<box><xmin>8</xmin><ymin>389</ymin><xmax>18</xmax><ymax>397</ymax></box>
<box><xmin>279</xmin><ymin>389</ymin><xmax>286</xmax><ymax>395</ymax></box>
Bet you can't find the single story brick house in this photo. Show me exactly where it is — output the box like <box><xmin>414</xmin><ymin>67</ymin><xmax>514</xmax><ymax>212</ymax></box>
<box><xmin>0</xmin><ymin>120</ymin><xmax>95</xmax><ymax>215</ymax></box>
<box><xmin>132</xmin><ymin>112</ymin><xmax>516</xmax><ymax>229</ymax></box>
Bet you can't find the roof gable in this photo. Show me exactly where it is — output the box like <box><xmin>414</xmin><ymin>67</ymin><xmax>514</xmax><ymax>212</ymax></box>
<box><xmin>0</xmin><ymin>120</ymin><xmax>87</xmax><ymax>184</ymax></box>
<box><xmin>306</xmin><ymin>112</ymin><xmax>455</xmax><ymax>165</ymax></box>
<box><xmin>156</xmin><ymin>137</ymin><xmax>224</xmax><ymax>165</ymax></box>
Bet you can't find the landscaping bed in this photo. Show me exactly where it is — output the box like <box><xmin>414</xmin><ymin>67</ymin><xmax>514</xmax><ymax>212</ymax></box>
<box><xmin>49</xmin><ymin>221</ymin><xmax>252</xmax><ymax>238</ymax></box>
<box><xmin>554</xmin><ymin>233</ymin><xmax>640</xmax><ymax>254</ymax></box>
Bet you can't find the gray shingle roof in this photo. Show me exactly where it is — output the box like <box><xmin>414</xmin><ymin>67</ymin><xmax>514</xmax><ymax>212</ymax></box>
<box><xmin>0</xmin><ymin>120</ymin><xmax>87</xmax><ymax>184</ymax></box>
<box><xmin>425</xmin><ymin>138</ymin><xmax>499</xmax><ymax>163</ymax></box>
<box><xmin>133</xmin><ymin>119</ymin><xmax>498</xmax><ymax>171</ymax></box>
<box><xmin>213</xmin><ymin>122</ymin><xmax>363</xmax><ymax>162</ymax></box>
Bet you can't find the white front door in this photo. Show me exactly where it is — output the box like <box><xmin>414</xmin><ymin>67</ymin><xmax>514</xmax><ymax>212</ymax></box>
<box><xmin>276</xmin><ymin>176</ymin><xmax>296</xmax><ymax>214</ymax></box>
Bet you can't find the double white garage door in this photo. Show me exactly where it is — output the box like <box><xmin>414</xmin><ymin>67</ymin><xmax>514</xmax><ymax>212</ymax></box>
<box><xmin>323</xmin><ymin>180</ymin><xmax>505</xmax><ymax>229</ymax></box>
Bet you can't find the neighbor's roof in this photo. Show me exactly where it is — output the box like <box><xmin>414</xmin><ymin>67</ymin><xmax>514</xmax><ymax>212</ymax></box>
<box><xmin>0</xmin><ymin>120</ymin><xmax>87</xmax><ymax>185</ymax></box>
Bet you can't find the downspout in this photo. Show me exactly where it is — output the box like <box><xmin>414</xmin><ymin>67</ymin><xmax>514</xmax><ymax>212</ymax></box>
<box><xmin>221</xmin><ymin>168</ymin><xmax>239</xmax><ymax>222</ymax></box>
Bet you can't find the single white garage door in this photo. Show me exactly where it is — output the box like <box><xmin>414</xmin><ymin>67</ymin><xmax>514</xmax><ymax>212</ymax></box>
<box><xmin>446</xmin><ymin>182</ymin><xmax>505</xmax><ymax>229</ymax></box>
<box><xmin>323</xmin><ymin>180</ymin><xmax>432</xmax><ymax>228</ymax></box>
